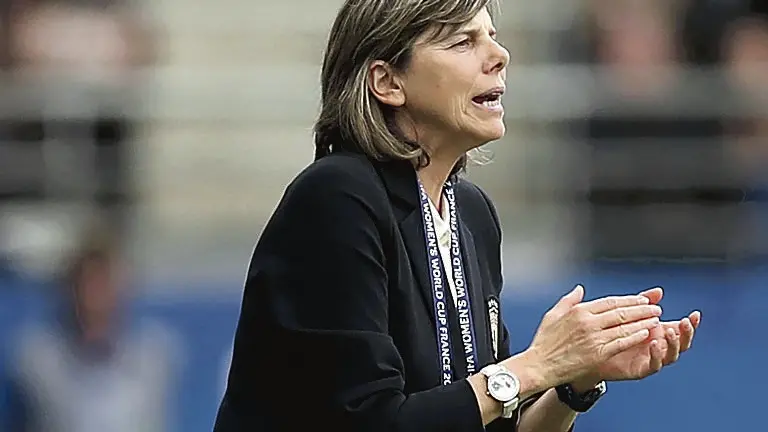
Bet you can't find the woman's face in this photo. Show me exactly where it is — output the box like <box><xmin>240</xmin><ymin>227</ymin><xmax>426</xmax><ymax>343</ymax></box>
<box><xmin>381</xmin><ymin>8</ymin><xmax>509</xmax><ymax>150</ymax></box>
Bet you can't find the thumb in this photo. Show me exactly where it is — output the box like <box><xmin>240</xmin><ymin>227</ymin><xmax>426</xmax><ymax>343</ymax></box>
<box><xmin>555</xmin><ymin>284</ymin><xmax>585</xmax><ymax>311</ymax></box>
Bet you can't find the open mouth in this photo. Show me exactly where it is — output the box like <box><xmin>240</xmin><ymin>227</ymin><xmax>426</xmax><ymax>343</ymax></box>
<box><xmin>471</xmin><ymin>88</ymin><xmax>504</xmax><ymax>110</ymax></box>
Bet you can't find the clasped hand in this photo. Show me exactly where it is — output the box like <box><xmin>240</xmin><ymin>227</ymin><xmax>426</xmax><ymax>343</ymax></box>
<box><xmin>527</xmin><ymin>285</ymin><xmax>700</xmax><ymax>387</ymax></box>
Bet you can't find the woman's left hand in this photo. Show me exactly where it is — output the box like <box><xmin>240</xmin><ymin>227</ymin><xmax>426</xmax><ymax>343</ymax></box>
<box><xmin>575</xmin><ymin>288</ymin><xmax>701</xmax><ymax>385</ymax></box>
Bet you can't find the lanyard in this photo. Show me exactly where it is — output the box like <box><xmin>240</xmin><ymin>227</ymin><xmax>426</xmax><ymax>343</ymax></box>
<box><xmin>417</xmin><ymin>179</ymin><xmax>479</xmax><ymax>385</ymax></box>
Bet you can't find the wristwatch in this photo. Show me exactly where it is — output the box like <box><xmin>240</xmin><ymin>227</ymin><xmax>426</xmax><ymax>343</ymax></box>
<box><xmin>555</xmin><ymin>381</ymin><xmax>607</xmax><ymax>413</ymax></box>
<box><xmin>480</xmin><ymin>364</ymin><xmax>521</xmax><ymax>419</ymax></box>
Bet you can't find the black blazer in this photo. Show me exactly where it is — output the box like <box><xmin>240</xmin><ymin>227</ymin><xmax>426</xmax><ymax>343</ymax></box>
<box><xmin>214</xmin><ymin>151</ymin><xmax>532</xmax><ymax>431</ymax></box>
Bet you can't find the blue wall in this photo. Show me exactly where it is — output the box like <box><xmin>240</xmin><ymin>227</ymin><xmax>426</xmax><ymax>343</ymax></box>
<box><xmin>0</xmin><ymin>264</ymin><xmax>761</xmax><ymax>431</ymax></box>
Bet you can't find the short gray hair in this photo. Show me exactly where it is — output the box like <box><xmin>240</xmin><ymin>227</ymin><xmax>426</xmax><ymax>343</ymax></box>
<box><xmin>314</xmin><ymin>0</ymin><xmax>499</xmax><ymax>169</ymax></box>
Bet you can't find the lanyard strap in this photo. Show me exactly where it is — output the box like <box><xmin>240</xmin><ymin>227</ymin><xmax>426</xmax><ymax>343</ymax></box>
<box><xmin>417</xmin><ymin>179</ymin><xmax>479</xmax><ymax>385</ymax></box>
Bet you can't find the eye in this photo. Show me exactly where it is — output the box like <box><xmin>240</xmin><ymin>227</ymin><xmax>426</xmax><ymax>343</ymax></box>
<box><xmin>451</xmin><ymin>38</ymin><xmax>472</xmax><ymax>49</ymax></box>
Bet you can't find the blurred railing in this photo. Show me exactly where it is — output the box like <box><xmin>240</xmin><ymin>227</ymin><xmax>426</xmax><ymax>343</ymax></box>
<box><xmin>2</xmin><ymin>0</ymin><xmax>768</xmax><ymax>284</ymax></box>
<box><xmin>1</xmin><ymin>62</ymin><xmax>766</xmax><ymax>283</ymax></box>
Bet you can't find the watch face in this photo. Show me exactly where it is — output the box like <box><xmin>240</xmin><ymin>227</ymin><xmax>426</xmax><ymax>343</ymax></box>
<box><xmin>488</xmin><ymin>372</ymin><xmax>520</xmax><ymax>401</ymax></box>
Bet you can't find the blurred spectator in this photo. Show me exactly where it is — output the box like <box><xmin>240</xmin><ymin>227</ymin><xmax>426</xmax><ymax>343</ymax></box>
<box><xmin>560</xmin><ymin>0</ymin><xmax>740</xmax><ymax>261</ymax></box>
<box><xmin>0</xmin><ymin>0</ymin><xmax>158</xmax><ymax>281</ymax></box>
<box><xmin>723</xmin><ymin>1</ymin><xmax>768</xmax><ymax>99</ymax></box>
<box><xmin>682</xmin><ymin>0</ymin><xmax>746</xmax><ymax>66</ymax></box>
<box><xmin>721</xmin><ymin>1</ymin><xmax>768</xmax><ymax>257</ymax></box>
<box><xmin>2</xmin><ymin>224</ymin><xmax>182</xmax><ymax>432</ymax></box>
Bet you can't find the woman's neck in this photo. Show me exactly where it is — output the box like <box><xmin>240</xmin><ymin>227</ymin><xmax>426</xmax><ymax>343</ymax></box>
<box><xmin>416</xmin><ymin>147</ymin><xmax>464</xmax><ymax>208</ymax></box>
<box><xmin>395</xmin><ymin>115</ymin><xmax>470</xmax><ymax>206</ymax></box>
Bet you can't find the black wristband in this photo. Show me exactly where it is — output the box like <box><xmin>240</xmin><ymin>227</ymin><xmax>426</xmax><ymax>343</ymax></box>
<box><xmin>555</xmin><ymin>381</ymin><xmax>606</xmax><ymax>413</ymax></box>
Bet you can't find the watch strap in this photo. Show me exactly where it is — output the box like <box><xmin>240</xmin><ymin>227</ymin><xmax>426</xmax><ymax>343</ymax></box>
<box><xmin>500</xmin><ymin>398</ymin><xmax>518</xmax><ymax>419</ymax></box>
<box><xmin>555</xmin><ymin>381</ymin><xmax>606</xmax><ymax>413</ymax></box>
<box><xmin>480</xmin><ymin>364</ymin><xmax>503</xmax><ymax>377</ymax></box>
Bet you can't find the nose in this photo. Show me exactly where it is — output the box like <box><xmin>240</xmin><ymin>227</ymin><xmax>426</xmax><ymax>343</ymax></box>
<box><xmin>485</xmin><ymin>39</ymin><xmax>509</xmax><ymax>75</ymax></box>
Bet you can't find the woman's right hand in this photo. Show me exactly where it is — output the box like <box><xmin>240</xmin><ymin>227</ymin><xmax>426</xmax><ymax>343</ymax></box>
<box><xmin>524</xmin><ymin>285</ymin><xmax>662</xmax><ymax>388</ymax></box>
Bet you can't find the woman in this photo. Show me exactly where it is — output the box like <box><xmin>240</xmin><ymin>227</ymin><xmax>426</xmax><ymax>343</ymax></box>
<box><xmin>214</xmin><ymin>1</ymin><xmax>701</xmax><ymax>430</ymax></box>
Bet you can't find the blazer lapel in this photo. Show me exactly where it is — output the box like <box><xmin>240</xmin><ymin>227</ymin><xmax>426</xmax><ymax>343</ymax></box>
<box><xmin>371</xmin><ymin>159</ymin><xmax>438</xmax><ymax>328</ymax></box>
<box><xmin>399</xmin><ymin>211</ymin><xmax>438</xmax><ymax>328</ymax></box>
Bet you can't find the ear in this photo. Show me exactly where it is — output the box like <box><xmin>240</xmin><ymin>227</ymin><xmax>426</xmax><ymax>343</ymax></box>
<box><xmin>368</xmin><ymin>60</ymin><xmax>405</xmax><ymax>107</ymax></box>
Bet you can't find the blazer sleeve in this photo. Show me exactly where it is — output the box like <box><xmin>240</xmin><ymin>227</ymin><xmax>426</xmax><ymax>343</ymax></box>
<box><xmin>249</xmin><ymin>168</ymin><xmax>485</xmax><ymax>432</ymax></box>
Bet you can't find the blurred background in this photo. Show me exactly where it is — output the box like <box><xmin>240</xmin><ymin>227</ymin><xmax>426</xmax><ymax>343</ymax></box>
<box><xmin>0</xmin><ymin>0</ymin><xmax>765</xmax><ymax>430</ymax></box>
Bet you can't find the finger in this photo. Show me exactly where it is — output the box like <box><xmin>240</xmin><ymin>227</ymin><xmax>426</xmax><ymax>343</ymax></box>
<box><xmin>584</xmin><ymin>294</ymin><xmax>650</xmax><ymax>314</ymax></box>
<box><xmin>663</xmin><ymin>310</ymin><xmax>701</xmax><ymax>327</ymax></box>
<box><xmin>663</xmin><ymin>327</ymin><xmax>681</xmax><ymax>365</ymax></box>
<box><xmin>662</xmin><ymin>313</ymin><xmax>699</xmax><ymax>343</ymax></box>
<box><xmin>690</xmin><ymin>311</ymin><xmax>702</xmax><ymax>328</ymax></box>
<box><xmin>653</xmin><ymin>333</ymin><xmax>669</xmax><ymax>350</ymax></box>
<box><xmin>597</xmin><ymin>305</ymin><xmax>662</xmax><ymax>329</ymax></box>
<box><xmin>602</xmin><ymin>328</ymin><xmax>650</xmax><ymax>358</ymax></box>
<box><xmin>678</xmin><ymin>318</ymin><xmax>695</xmax><ymax>352</ymax></box>
<box><xmin>639</xmin><ymin>287</ymin><xmax>664</xmax><ymax>305</ymax></box>
<box><xmin>649</xmin><ymin>322</ymin><xmax>666</xmax><ymax>340</ymax></box>
<box><xmin>649</xmin><ymin>339</ymin><xmax>664</xmax><ymax>374</ymax></box>
<box><xmin>602</xmin><ymin>317</ymin><xmax>660</xmax><ymax>342</ymax></box>
<box><xmin>661</xmin><ymin>320</ymin><xmax>682</xmax><ymax>336</ymax></box>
